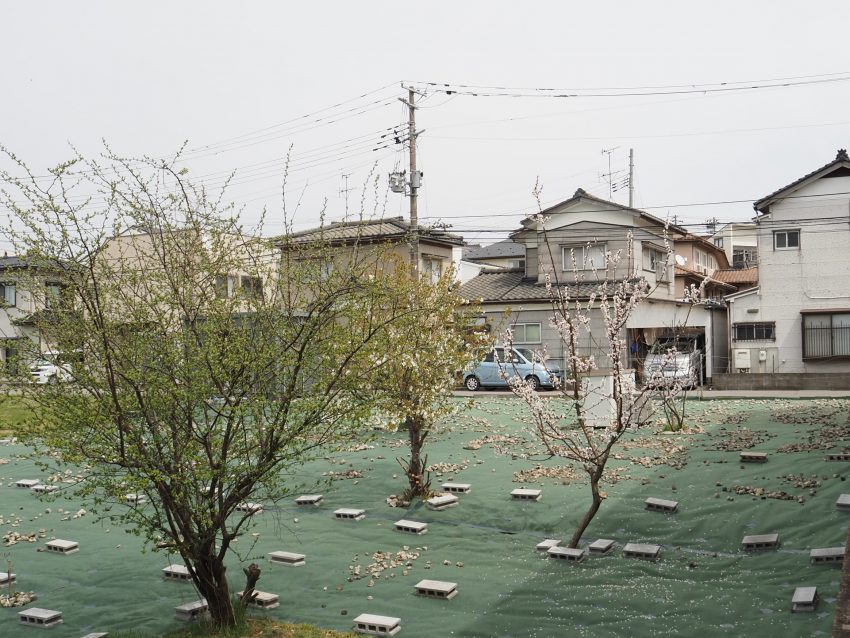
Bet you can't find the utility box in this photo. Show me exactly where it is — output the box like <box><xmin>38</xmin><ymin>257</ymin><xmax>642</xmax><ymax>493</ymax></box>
<box><xmin>734</xmin><ymin>349</ymin><xmax>751</xmax><ymax>370</ymax></box>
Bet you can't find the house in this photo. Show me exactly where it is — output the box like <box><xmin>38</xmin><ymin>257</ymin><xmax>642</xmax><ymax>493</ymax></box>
<box><xmin>711</xmin><ymin>222</ymin><xmax>758</xmax><ymax>268</ymax></box>
<box><xmin>459</xmin><ymin>240</ymin><xmax>525</xmax><ymax>284</ymax></box>
<box><xmin>0</xmin><ymin>256</ymin><xmax>68</xmax><ymax>374</ymax></box>
<box><xmin>458</xmin><ymin>188</ymin><xmax>730</xmax><ymax>383</ymax></box>
<box><xmin>279</xmin><ymin>217</ymin><xmax>464</xmax><ymax>282</ymax></box>
<box><xmin>724</xmin><ymin>149</ymin><xmax>850</xmax><ymax>383</ymax></box>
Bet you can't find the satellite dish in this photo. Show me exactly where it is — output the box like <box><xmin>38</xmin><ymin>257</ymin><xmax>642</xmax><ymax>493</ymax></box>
<box><xmin>674</xmin><ymin>255</ymin><xmax>687</xmax><ymax>267</ymax></box>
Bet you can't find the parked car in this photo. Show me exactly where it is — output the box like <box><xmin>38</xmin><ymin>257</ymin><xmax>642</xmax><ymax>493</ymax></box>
<box><xmin>29</xmin><ymin>352</ymin><xmax>74</xmax><ymax>385</ymax></box>
<box><xmin>644</xmin><ymin>336</ymin><xmax>701</xmax><ymax>389</ymax></box>
<box><xmin>463</xmin><ymin>347</ymin><xmax>563</xmax><ymax>391</ymax></box>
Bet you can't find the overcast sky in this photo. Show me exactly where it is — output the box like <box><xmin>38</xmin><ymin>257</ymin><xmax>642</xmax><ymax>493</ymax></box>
<box><xmin>2</xmin><ymin>1</ymin><xmax>850</xmax><ymax>250</ymax></box>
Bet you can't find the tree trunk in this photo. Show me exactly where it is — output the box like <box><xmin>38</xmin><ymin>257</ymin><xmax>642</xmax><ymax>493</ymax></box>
<box><xmin>192</xmin><ymin>553</ymin><xmax>235</xmax><ymax>629</ymax></box>
<box><xmin>405</xmin><ymin>415</ymin><xmax>427</xmax><ymax>497</ymax></box>
<box><xmin>568</xmin><ymin>470</ymin><xmax>604</xmax><ymax>548</ymax></box>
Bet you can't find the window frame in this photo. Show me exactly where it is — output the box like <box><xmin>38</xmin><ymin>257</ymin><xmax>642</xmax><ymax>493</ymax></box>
<box><xmin>510</xmin><ymin>322</ymin><xmax>542</xmax><ymax>344</ymax></box>
<box><xmin>802</xmin><ymin>311</ymin><xmax>850</xmax><ymax>360</ymax></box>
<box><xmin>773</xmin><ymin>229</ymin><xmax>800</xmax><ymax>251</ymax></box>
<box><xmin>561</xmin><ymin>243</ymin><xmax>607</xmax><ymax>272</ymax></box>
<box><xmin>421</xmin><ymin>256</ymin><xmax>443</xmax><ymax>284</ymax></box>
<box><xmin>0</xmin><ymin>282</ymin><xmax>16</xmax><ymax>307</ymax></box>
<box><xmin>240</xmin><ymin>275</ymin><xmax>263</xmax><ymax>300</ymax></box>
<box><xmin>733</xmin><ymin>322</ymin><xmax>776</xmax><ymax>342</ymax></box>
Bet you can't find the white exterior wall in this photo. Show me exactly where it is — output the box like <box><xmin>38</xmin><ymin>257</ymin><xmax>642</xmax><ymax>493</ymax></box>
<box><xmin>726</xmin><ymin>288</ymin><xmax>786</xmax><ymax>373</ymax></box>
<box><xmin>749</xmin><ymin>175</ymin><xmax>850</xmax><ymax>373</ymax></box>
<box><xmin>712</xmin><ymin>223</ymin><xmax>757</xmax><ymax>265</ymax></box>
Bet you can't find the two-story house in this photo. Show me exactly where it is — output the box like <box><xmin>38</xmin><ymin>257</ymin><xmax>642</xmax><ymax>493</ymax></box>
<box><xmin>725</xmin><ymin>150</ymin><xmax>850</xmax><ymax>382</ymax></box>
<box><xmin>459</xmin><ymin>188</ymin><xmax>730</xmax><ymax>383</ymax></box>
<box><xmin>279</xmin><ymin>216</ymin><xmax>464</xmax><ymax>282</ymax></box>
<box><xmin>0</xmin><ymin>256</ymin><xmax>69</xmax><ymax>374</ymax></box>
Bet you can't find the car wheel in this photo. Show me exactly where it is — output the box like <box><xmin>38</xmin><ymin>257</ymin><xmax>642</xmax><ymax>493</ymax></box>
<box><xmin>525</xmin><ymin>375</ymin><xmax>541</xmax><ymax>391</ymax></box>
<box><xmin>464</xmin><ymin>376</ymin><xmax>481</xmax><ymax>391</ymax></box>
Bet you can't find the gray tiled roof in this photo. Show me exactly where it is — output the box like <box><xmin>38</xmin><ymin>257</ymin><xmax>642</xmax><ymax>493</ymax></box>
<box><xmin>459</xmin><ymin>268</ymin><xmax>603</xmax><ymax>303</ymax></box>
<box><xmin>280</xmin><ymin>217</ymin><xmax>464</xmax><ymax>247</ymax></box>
<box><xmin>754</xmin><ymin>149</ymin><xmax>850</xmax><ymax>213</ymax></box>
<box><xmin>462</xmin><ymin>240</ymin><xmax>525</xmax><ymax>261</ymax></box>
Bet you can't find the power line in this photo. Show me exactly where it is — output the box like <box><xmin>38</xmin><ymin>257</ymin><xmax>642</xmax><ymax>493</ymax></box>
<box><xmin>417</xmin><ymin>74</ymin><xmax>850</xmax><ymax>99</ymax></box>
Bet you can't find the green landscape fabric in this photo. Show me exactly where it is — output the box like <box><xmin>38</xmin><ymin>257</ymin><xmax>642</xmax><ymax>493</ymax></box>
<box><xmin>1</xmin><ymin>397</ymin><xmax>849</xmax><ymax>637</ymax></box>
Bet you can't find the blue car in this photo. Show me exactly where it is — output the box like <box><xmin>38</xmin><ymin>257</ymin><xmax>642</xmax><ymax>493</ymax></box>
<box><xmin>463</xmin><ymin>347</ymin><xmax>563</xmax><ymax>391</ymax></box>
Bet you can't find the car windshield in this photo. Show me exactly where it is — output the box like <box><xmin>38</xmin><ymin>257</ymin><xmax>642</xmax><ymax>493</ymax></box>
<box><xmin>650</xmin><ymin>338</ymin><xmax>695</xmax><ymax>354</ymax></box>
<box><xmin>515</xmin><ymin>348</ymin><xmax>537</xmax><ymax>363</ymax></box>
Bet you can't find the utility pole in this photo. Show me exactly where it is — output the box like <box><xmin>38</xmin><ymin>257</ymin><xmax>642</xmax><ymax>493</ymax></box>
<box><xmin>628</xmin><ymin>148</ymin><xmax>635</xmax><ymax>207</ymax></box>
<box><xmin>396</xmin><ymin>86</ymin><xmax>424</xmax><ymax>272</ymax></box>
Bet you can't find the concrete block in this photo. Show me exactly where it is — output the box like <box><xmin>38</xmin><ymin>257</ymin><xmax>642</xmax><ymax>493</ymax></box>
<box><xmin>125</xmin><ymin>493</ymin><xmax>146</xmax><ymax>505</ymax></box>
<box><xmin>548</xmin><ymin>546</ymin><xmax>585</xmax><ymax>562</ymax></box>
<box><xmin>511</xmin><ymin>488</ymin><xmax>541</xmax><ymax>502</ymax></box>
<box><xmin>740</xmin><ymin>451</ymin><xmax>768</xmax><ymax>463</ymax></box>
<box><xmin>0</xmin><ymin>571</ymin><xmax>16</xmax><ymax>586</ymax></box>
<box><xmin>742</xmin><ymin>533</ymin><xmax>779</xmax><ymax>550</ymax></box>
<box><xmin>31</xmin><ymin>484</ymin><xmax>57</xmax><ymax>495</ymax></box>
<box><xmin>535</xmin><ymin>539</ymin><xmax>561</xmax><ymax>552</ymax></box>
<box><xmin>295</xmin><ymin>494</ymin><xmax>323</xmax><ymax>506</ymax></box>
<box><xmin>18</xmin><ymin>608</ymin><xmax>63</xmax><ymax>628</ymax></box>
<box><xmin>414</xmin><ymin>579</ymin><xmax>458</xmax><ymax>599</ymax></box>
<box><xmin>836</xmin><ymin>494</ymin><xmax>850</xmax><ymax>511</ymax></box>
<box><xmin>45</xmin><ymin>539</ymin><xmax>79</xmax><ymax>555</ymax></box>
<box><xmin>645</xmin><ymin>497</ymin><xmax>678</xmax><ymax>513</ymax></box>
<box><xmin>426</xmin><ymin>495</ymin><xmax>458</xmax><ymax>511</ymax></box>
<box><xmin>809</xmin><ymin>547</ymin><xmax>845</xmax><ymax>565</ymax></box>
<box><xmin>353</xmin><ymin>613</ymin><xmax>401</xmax><ymax>636</ymax></box>
<box><xmin>16</xmin><ymin>479</ymin><xmax>40</xmax><ymax>489</ymax></box>
<box><xmin>441</xmin><ymin>483</ymin><xmax>471</xmax><ymax>494</ymax></box>
<box><xmin>394</xmin><ymin>519</ymin><xmax>428</xmax><ymax>535</ymax></box>
<box><xmin>174</xmin><ymin>599</ymin><xmax>208</xmax><ymax>621</ymax></box>
<box><xmin>238</xmin><ymin>590</ymin><xmax>279</xmax><ymax>609</ymax></box>
<box><xmin>623</xmin><ymin>543</ymin><xmax>661</xmax><ymax>560</ymax></box>
<box><xmin>235</xmin><ymin>502</ymin><xmax>263</xmax><ymax>514</ymax></box>
<box><xmin>162</xmin><ymin>564</ymin><xmax>192</xmax><ymax>581</ymax></box>
<box><xmin>268</xmin><ymin>551</ymin><xmax>306</xmax><ymax>567</ymax></box>
<box><xmin>791</xmin><ymin>586</ymin><xmax>818</xmax><ymax>612</ymax></box>
<box><xmin>827</xmin><ymin>453</ymin><xmax>850</xmax><ymax>461</ymax></box>
<box><xmin>588</xmin><ymin>539</ymin><xmax>615</xmax><ymax>555</ymax></box>
<box><xmin>334</xmin><ymin>508</ymin><xmax>365</xmax><ymax>520</ymax></box>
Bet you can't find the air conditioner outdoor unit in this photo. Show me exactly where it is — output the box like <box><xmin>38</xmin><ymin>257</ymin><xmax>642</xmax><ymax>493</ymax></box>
<box><xmin>734</xmin><ymin>349</ymin><xmax>751</xmax><ymax>370</ymax></box>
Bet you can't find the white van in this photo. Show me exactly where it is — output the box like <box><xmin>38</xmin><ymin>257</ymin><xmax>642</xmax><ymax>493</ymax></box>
<box><xmin>29</xmin><ymin>351</ymin><xmax>74</xmax><ymax>385</ymax></box>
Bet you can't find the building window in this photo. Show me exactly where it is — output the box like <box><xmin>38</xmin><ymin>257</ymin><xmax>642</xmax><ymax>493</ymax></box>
<box><xmin>774</xmin><ymin>229</ymin><xmax>800</xmax><ymax>250</ymax></box>
<box><xmin>733</xmin><ymin>322</ymin><xmax>775</xmax><ymax>342</ymax></box>
<box><xmin>803</xmin><ymin>312</ymin><xmax>850</xmax><ymax>359</ymax></box>
<box><xmin>732</xmin><ymin>247</ymin><xmax>757</xmax><ymax>268</ymax></box>
<box><xmin>642</xmin><ymin>247</ymin><xmax>662</xmax><ymax>272</ymax></box>
<box><xmin>510</xmin><ymin>322</ymin><xmax>541</xmax><ymax>344</ymax></box>
<box><xmin>3</xmin><ymin>341</ymin><xmax>20</xmax><ymax>376</ymax></box>
<box><xmin>422</xmin><ymin>257</ymin><xmax>443</xmax><ymax>284</ymax></box>
<box><xmin>0</xmin><ymin>282</ymin><xmax>16</xmax><ymax>307</ymax></box>
<box><xmin>214</xmin><ymin>274</ymin><xmax>237</xmax><ymax>299</ymax></box>
<box><xmin>240</xmin><ymin>276</ymin><xmax>263</xmax><ymax>300</ymax></box>
<box><xmin>562</xmin><ymin>243</ymin><xmax>607</xmax><ymax>271</ymax></box>
<box><xmin>507</xmin><ymin>259</ymin><xmax>526</xmax><ymax>270</ymax></box>
<box><xmin>45</xmin><ymin>282</ymin><xmax>63</xmax><ymax>309</ymax></box>
<box><xmin>713</xmin><ymin>237</ymin><xmax>724</xmax><ymax>248</ymax></box>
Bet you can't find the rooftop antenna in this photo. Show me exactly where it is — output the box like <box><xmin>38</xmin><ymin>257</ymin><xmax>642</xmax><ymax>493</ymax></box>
<box><xmin>339</xmin><ymin>173</ymin><xmax>356</xmax><ymax>216</ymax></box>
<box><xmin>601</xmin><ymin>147</ymin><xmax>620</xmax><ymax>200</ymax></box>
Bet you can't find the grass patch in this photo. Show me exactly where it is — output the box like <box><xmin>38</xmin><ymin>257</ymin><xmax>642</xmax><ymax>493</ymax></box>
<box><xmin>0</xmin><ymin>393</ymin><xmax>34</xmax><ymax>434</ymax></box>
